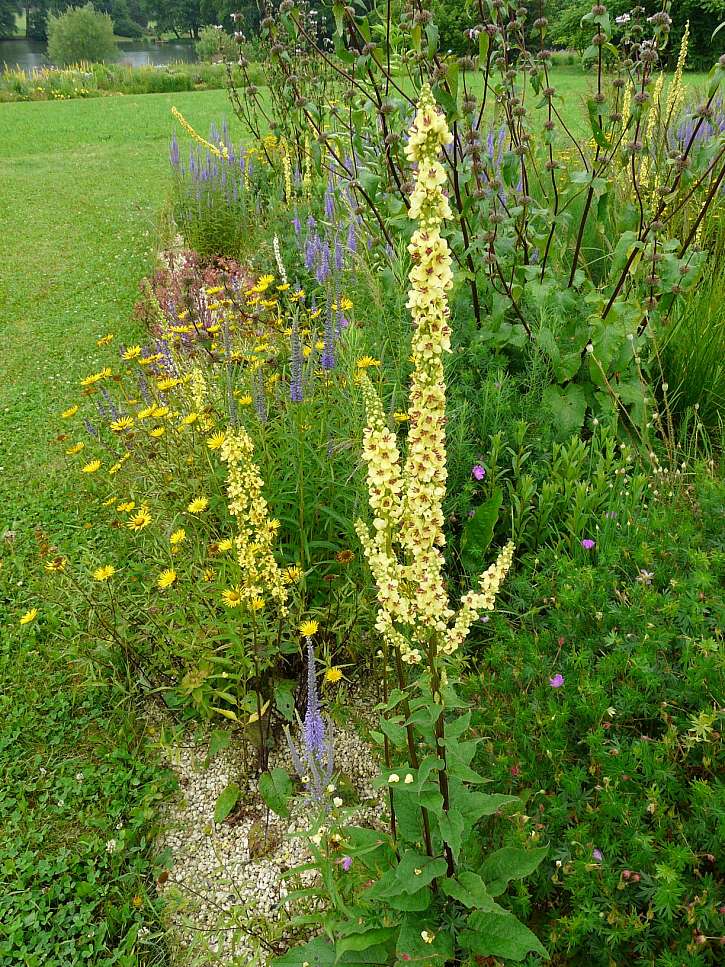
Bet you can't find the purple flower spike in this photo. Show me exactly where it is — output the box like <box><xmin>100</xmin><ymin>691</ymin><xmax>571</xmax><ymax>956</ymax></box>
<box><xmin>581</xmin><ymin>539</ymin><xmax>596</xmax><ymax>550</ymax></box>
<box><xmin>549</xmin><ymin>673</ymin><xmax>564</xmax><ymax>689</ymax></box>
<box><xmin>471</xmin><ymin>464</ymin><xmax>486</xmax><ymax>481</ymax></box>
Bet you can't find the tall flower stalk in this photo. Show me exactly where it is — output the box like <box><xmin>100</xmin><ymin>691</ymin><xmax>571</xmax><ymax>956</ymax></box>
<box><xmin>356</xmin><ymin>86</ymin><xmax>514</xmax><ymax>873</ymax></box>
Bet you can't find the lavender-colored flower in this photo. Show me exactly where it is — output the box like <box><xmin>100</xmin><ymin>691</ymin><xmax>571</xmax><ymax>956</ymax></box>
<box><xmin>292</xmin><ymin>210</ymin><xmax>301</xmax><ymax>235</ymax></box>
<box><xmin>169</xmin><ymin>132</ymin><xmax>180</xmax><ymax>168</ymax></box>
<box><xmin>334</xmin><ymin>236</ymin><xmax>344</xmax><ymax>272</ymax></box>
<box><xmin>289</xmin><ymin>318</ymin><xmax>304</xmax><ymax>402</ymax></box>
<box><xmin>346</xmin><ymin>220</ymin><xmax>357</xmax><ymax>253</ymax></box>
<box><xmin>321</xmin><ymin>301</ymin><xmax>335</xmax><ymax>371</ymax></box>
<box><xmin>100</xmin><ymin>388</ymin><xmax>119</xmax><ymax>421</ymax></box>
<box><xmin>83</xmin><ymin>419</ymin><xmax>99</xmax><ymax>439</ymax></box>
<box><xmin>581</xmin><ymin>539</ymin><xmax>596</xmax><ymax>550</ymax></box>
<box><xmin>549</xmin><ymin>673</ymin><xmax>564</xmax><ymax>688</ymax></box>
<box><xmin>341</xmin><ymin>856</ymin><xmax>352</xmax><ymax>872</ymax></box>
<box><xmin>592</xmin><ymin>848</ymin><xmax>603</xmax><ymax>862</ymax></box>
<box><xmin>471</xmin><ymin>464</ymin><xmax>486</xmax><ymax>481</ymax></box>
<box><xmin>285</xmin><ymin>639</ymin><xmax>334</xmax><ymax>803</ymax></box>
<box><xmin>316</xmin><ymin>241</ymin><xmax>330</xmax><ymax>284</ymax></box>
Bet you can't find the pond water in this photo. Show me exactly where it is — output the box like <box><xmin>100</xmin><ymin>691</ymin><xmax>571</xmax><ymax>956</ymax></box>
<box><xmin>0</xmin><ymin>38</ymin><xmax>197</xmax><ymax>71</ymax></box>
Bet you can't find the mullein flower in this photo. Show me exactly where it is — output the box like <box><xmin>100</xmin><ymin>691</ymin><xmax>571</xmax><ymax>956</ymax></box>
<box><xmin>220</xmin><ymin>429</ymin><xmax>288</xmax><ymax>614</ymax></box>
<box><xmin>356</xmin><ymin>85</ymin><xmax>514</xmax><ymax>665</ymax></box>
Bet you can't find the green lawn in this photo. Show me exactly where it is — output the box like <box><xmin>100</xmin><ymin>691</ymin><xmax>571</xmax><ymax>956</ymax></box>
<box><xmin>0</xmin><ymin>89</ymin><xmax>232</xmax><ymax>966</ymax></box>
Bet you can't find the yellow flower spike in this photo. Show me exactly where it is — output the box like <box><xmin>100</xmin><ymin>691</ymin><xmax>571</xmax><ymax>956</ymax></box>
<box><xmin>299</xmin><ymin>620</ymin><xmax>319</xmax><ymax>638</ymax></box>
<box><xmin>93</xmin><ymin>565</ymin><xmax>116</xmax><ymax>582</ymax></box>
<box><xmin>157</xmin><ymin>569</ymin><xmax>177</xmax><ymax>590</ymax></box>
<box><xmin>355</xmin><ymin>85</ymin><xmax>514</xmax><ymax>665</ymax></box>
<box><xmin>171</xmin><ymin>106</ymin><xmax>228</xmax><ymax>159</ymax></box>
<box><xmin>19</xmin><ymin>608</ymin><xmax>39</xmax><ymax>626</ymax></box>
<box><xmin>61</xmin><ymin>405</ymin><xmax>79</xmax><ymax>418</ymax></box>
<box><xmin>187</xmin><ymin>497</ymin><xmax>209</xmax><ymax>514</ymax></box>
<box><xmin>81</xmin><ymin>459</ymin><xmax>102</xmax><ymax>474</ymax></box>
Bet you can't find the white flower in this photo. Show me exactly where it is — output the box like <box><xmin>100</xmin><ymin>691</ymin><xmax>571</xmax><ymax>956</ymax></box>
<box><xmin>326</xmin><ymin>783</ymin><xmax>336</xmax><ymax>794</ymax></box>
<box><xmin>333</xmin><ymin>797</ymin><xmax>343</xmax><ymax>808</ymax></box>
<box><xmin>388</xmin><ymin>773</ymin><xmax>400</xmax><ymax>784</ymax></box>
<box><xmin>404</xmin><ymin>773</ymin><xmax>414</xmax><ymax>784</ymax></box>
<box><xmin>75</xmin><ymin>772</ymin><xmax>84</xmax><ymax>782</ymax></box>
<box><xmin>105</xmin><ymin>838</ymin><xmax>118</xmax><ymax>853</ymax></box>
<box><xmin>421</xmin><ymin>930</ymin><xmax>435</xmax><ymax>944</ymax></box>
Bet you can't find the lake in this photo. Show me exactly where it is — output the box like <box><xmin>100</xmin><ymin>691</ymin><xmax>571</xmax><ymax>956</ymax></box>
<box><xmin>0</xmin><ymin>38</ymin><xmax>197</xmax><ymax>71</ymax></box>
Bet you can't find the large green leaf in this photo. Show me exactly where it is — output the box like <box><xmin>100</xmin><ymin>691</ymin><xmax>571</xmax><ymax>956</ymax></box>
<box><xmin>460</xmin><ymin>489</ymin><xmax>503</xmax><ymax>575</ymax></box>
<box><xmin>542</xmin><ymin>384</ymin><xmax>587</xmax><ymax>440</ymax></box>
<box><xmin>213</xmin><ymin>782</ymin><xmax>240</xmax><ymax>825</ymax></box>
<box><xmin>396</xmin><ymin>917</ymin><xmax>454</xmax><ymax>964</ymax></box>
<box><xmin>460</xmin><ymin>910</ymin><xmax>548</xmax><ymax>961</ymax></box>
<box><xmin>259</xmin><ymin>767</ymin><xmax>293</xmax><ymax>818</ymax></box>
<box><xmin>480</xmin><ymin>846</ymin><xmax>549</xmax><ymax>896</ymax></box>
<box><xmin>394</xmin><ymin>851</ymin><xmax>448</xmax><ymax>892</ymax></box>
<box><xmin>440</xmin><ymin>871</ymin><xmax>502</xmax><ymax>910</ymax></box>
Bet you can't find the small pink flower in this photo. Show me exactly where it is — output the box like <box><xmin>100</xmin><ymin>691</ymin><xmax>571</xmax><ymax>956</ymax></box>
<box><xmin>471</xmin><ymin>464</ymin><xmax>486</xmax><ymax>481</ymax></box>
<box><xmin>593</xmin><ymin>848</ymin><xmax>603</xmax><ymax>862</ymax></box>
<box><xmin>341</xmin><ymin>856</ymin><xmax>352</xmax><ymax>872</ymax></box>
<box><xmin>549</xmin><ymin>673</ymin><xmax>564</xmax><ymax>688</ymax></box>
<box><xmin>581</xmin><ymin>538</ymin><xmax>596</xmax><ymax>550</ymax></box>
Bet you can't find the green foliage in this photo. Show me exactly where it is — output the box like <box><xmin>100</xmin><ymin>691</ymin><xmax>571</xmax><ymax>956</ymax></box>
<box><xmin>195</xmin><ymin>23</ymin><xmax>236</xmax><ymax>61</ymax></box>
<box><xmin>467</xmin><ymin>472</ymin><xmax>725</xmax><ymax>964</ymax></box>
<box><xmin>47</xmin><ymin>3</ymin><xmax>118</xmax><ymax>66</ymax></box>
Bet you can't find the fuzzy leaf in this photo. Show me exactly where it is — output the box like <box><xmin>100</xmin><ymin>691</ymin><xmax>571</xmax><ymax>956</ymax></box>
<box><xmin>460</xmin><ymin>910</ymin><xmax>548</xmax><ymax>961</ymax></box>
<box><xmin>259</xmin><ymin>767</ymin><xmax>293</xmax><ymax>818</ymax></box>
<box><xmin>213</xmin><ymin>782</ymin><xmax>240</xmax><ymax>825</ymax></box>
<box><xmin>480</xmin><ymin>846</ymin><xmax>549</xmax><ymax>896</ymax></box>
<box><xmin>460</xmin><ymin>489</ymin><xmax>503</xmax><ymax>575</ymax></box>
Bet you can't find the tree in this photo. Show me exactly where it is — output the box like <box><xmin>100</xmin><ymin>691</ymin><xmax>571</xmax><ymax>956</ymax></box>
<box><xmin>0</xmin><ymin>0</ymin><xmax>20</xmax><ymax>38</ymax></box>
<box><xmin>46</xmin><ymin>3</ymin><xmax>118</xmax><ymax>63</ymax></box>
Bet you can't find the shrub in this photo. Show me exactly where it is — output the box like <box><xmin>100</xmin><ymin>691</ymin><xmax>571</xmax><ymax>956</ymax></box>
<box><xmin>47</xmin><ymin>3</ymin><xmax>118</xmax><ymax>67</ymax></box>
<box><xmin>195</xmin><ymin>24</ymin><xmax>237</xmax><ymax>63</ymax></box>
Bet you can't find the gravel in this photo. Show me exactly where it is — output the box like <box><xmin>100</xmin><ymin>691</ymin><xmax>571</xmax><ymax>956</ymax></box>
<box><xmin>148</xmin><ymin>695</ymin><xmax>384</xmax><ymax>964</ymax></box>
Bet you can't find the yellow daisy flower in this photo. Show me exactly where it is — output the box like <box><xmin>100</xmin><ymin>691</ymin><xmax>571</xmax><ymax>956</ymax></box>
<box><xmin>325</xmin><ymin>667</ymin><xmax>343</xmax><ymax>684</ymax></box>
<box><xmin>170</xmin><ymin>528</ymin><xmax>186</xmax><ymax>546</ymax></box>
<box><xmin>393</xmin><ymin>412</ymin><xmax>409</xmax><ymax>423</ymax></box>
<box><xmin>283</xmin><ymin>564</ymin><xmax>303</xmax><ymax>584</ymax></box>
<box><xmin>236</xmin><ymin>394</ymin><xmax>253</xmax><ymax>406</ymax></box>
<box><xmin>127</xmin><ymin>507</ymin><xmax>152</xmax><ymax>531</ymax></box>
<box><xmin>116</xmin><ymin>500</ymin><xmax>135</xmax><ymax>512</ymax></box>
<box><xmin>356</xmin><ymin>356</ymin><xmax>381</xmax><ymax>369</ymax></box>
<box><xmin>61</xmin><ymin>405</ymin><xmax>79</xmax><ymax>418</ymax></box>
<box><xmin>250</xmin><ymin>596</ymin><xmax>265</xmax><ymax>612</ymax></box>
<box><xmin>299</xmin><ymin>619</ymin><xmax>319</xmax><ymax>638</ymax></box>
<box><xmin>122</xmin><ymin>346</ymin><xmax>142</xmax><ymax>360</ymax></box>
<box><xmin>65</xmin><ymin>442</ymin><xmax>85</xmax><ymax>455</ymax></box>
<box><xmin>137</xmin><ymin>406</ymin><xmax>155</xmax><ymax>420</ymax></box>
<box><xmin>93</xmin><ymin>565</ymin><xmax>116</xmax><ymax>582</ymax></box>
<box><xmin>19</xmin><ymin>608</ymin><xmax>38</xmax><ymax>626</ymax></box>
<box><xmin>96</xmin><ymin>333</ymin><xmax>114</xmax><ymax>346</ymax></box>
<box><xmin>110</xmin><ymin>417</ymin><xmax>134</xmax><ymax>433</ymax></box>
<box><xmin>207</xmin><ymin>432</ymin><xmax>226</xmax><ymax>451</ymax></box>
<box><xmin>157</xmin><ymin>569</ymin><xmax>177</xmax><ymax>590</ymax></box>
<box><xmin>222</xmin><ymin>587</ymin><xmax>242</xmax><ymax>607</ymax></box>
<box><xmin>187</xmin><ymin>497</ymin><xmax>209</xmax><ymax>514</ymax></box>
<box><xmin>149</xmin><ymin>427</ymin><xmax>165</xmax><ymax>438</ymax></box>
<box><xmin>44</xmin><ymin>557</ymin><xmax>67</xmax><ymax>573</ymax></box>
<box><xmin>81</xmin><ymin>459</ymin><xmax>102</xmax><ymax>473</ymax></box>
<box><xmin>217</xmin><ymin>538</ymin><xmax>233</xmax><ymax>552</ymax></box>
<box><xmin>182</xmin><ymin>412</ymin><xmax>200</xmax><ymax>425</ymax></box>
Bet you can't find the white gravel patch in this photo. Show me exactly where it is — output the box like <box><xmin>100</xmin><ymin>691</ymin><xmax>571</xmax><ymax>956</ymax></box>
<box><xmin>148</xmin><ymin>697</ymin><xmax>384</xmax><ymax>965</ymax></box>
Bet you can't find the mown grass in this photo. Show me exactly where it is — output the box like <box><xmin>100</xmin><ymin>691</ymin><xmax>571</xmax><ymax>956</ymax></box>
<box><xmin>0</xmin><ymin>89</ymin><xmax>231</xmax><ymax>966</ymax></box>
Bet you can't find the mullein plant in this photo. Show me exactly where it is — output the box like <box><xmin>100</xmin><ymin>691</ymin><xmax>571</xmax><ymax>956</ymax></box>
<box><xmin>271</xmin><ymin>88</ymin><xmax>546</xmax><ymax>967</ymax></box>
